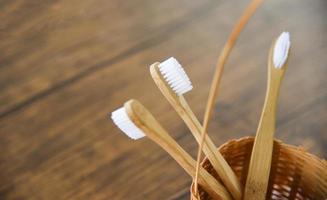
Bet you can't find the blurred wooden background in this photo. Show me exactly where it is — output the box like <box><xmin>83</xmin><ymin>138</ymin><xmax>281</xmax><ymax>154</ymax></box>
<box><xmin>0</xmin><ymin>0</ymin><xmax>326</xmax><ymax>199</ymax></box>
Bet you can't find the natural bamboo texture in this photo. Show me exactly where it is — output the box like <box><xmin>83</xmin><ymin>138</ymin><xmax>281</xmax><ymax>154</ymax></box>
<box><xmin>244</xmin><ymin>39</ymin><xmax>289</xmax><ymax>200</ymax></box>
<box><xmin>196</xmin><ymin>0</ymin><xmax>263</xmax><ymax>196</ymax></box>
<box><xmin>1</xmin><ymin>0</ymin><xmax>327</xmax><ymax>199</ymax></box>
<box><xmin>201</xmin><ymin>0</ymin><xmax>263</xmax><ymax>134</ymax></box>
<box><xmin>190</xmin><ymin>137</ymin><xmax>327</xmax><ymax>200</ymax></box>
<box><xmin>124</xmin><ymin>100</ymin><xmax>232</xmax><ymax>200</ymax></box>
<box><xmin>150</xmin><ymin>63</ymin><xmax>241</xmax><ymax>200</ymax></box>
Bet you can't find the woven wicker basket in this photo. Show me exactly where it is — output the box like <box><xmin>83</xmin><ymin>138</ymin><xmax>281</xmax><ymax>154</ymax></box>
<box><xmin>190</xmin><ymin>137</ymin><xmax>327</xmax><ymax>200</ymax></box>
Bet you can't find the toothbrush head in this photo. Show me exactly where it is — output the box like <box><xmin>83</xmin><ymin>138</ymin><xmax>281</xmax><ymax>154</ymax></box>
<box><xmin>111</xmin><ymin>106</ymin><xmax>145</xmax><ymax>140</ymax></box>
<box><xmin>273</xmin><ymin>32</ymin><xmax>291</xmax><ymax>69</ymax></box>
<box><xmin>158</xmin><ymin>57</ymin><xmax>193</xmax><ymax>96</ymax></box>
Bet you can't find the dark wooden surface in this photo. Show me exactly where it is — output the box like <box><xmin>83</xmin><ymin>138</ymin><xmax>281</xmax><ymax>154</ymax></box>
<box><xmin>0</xmin><ymin>0</ymin><xmax>326</xmax><ymax>199</ymax></box>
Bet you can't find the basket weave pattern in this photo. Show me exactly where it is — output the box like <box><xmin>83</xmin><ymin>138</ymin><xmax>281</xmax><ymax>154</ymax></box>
<box><xmin>191</xmin><ymin>137</ymin><xmax>327</xmax><ymax>200</ymax></box>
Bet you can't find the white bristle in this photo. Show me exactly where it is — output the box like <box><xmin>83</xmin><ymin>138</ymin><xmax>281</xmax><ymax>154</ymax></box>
<box><xmin>158</xmin><ymin>57</ymin><xmax>193</xmax><ymax>96</ymax></box>
<box><xmin>273</xmin><ymin>32</ymin><xmax>291</xmax><ymax>69</ymax></box>
<box><xmin>111</xmin><ymin>107</ymin><xmax>145</xmax><ymax>140</ymax></box>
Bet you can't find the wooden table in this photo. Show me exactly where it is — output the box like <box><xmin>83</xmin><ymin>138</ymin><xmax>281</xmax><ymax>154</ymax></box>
<box><xmin>0</xmin><ymin>0</ymin><xmax>326</xmax><ymax>199</ymax></box>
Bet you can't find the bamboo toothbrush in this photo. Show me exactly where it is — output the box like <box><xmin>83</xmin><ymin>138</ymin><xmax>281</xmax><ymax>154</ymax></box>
<box><xmin>244</xmin><ymin>32</ymin><xmax>291</xmax><ymax>200</ymax></box>
<box><xmin>150</xmin><ymin>58</ymin><xmax>241</xmax><ymax>200</ymax></box>
<box><xmin>111</xmin><ymin>99</ymin><xmax>232</xmax><ymax>200</ymax></box>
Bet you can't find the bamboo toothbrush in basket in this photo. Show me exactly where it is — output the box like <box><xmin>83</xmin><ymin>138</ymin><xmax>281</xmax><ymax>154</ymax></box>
<box><xmin>111</xmin><ymin>99</ymin><xmax>232</xmax><ymax>200</ymax></box>
<box><xmin>244</xmin><ymin>32</ymin><xmax>291</xmax><ymax>200</ymax></box>
<box><xmin>150</xmin><ymin>58</ymin><xmax>242</xmax><ymax>200</ymax></box>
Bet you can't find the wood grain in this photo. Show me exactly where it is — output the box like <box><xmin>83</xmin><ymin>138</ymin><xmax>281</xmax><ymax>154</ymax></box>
<box><xmin>0</xmin><ymin>0</ymin><xmax>213</xmax><ymax>116</ymax></box>
<box><xmin>0</xmin><ymin>0</ymin><xmax>326</xmax><ymax>199</ymax></box>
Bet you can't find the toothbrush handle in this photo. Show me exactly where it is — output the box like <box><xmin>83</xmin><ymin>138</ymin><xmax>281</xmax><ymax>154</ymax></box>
<box><xmin>126</xmin><ymin>100</ymin><xmax>232</xmax><ymax>200</ymax></box>
<box><xmin>243</xmin><ymin>91</ymin><xmax>278</xmax><ymax>200</ymax></box>
<box><xmin>244</xmin><ymin>62</ymin><xmax>285</xmax><ymax>200</ymax></box>
<box><xmin>147</xmin><ymin>126</ymin><xmax>232</xmax><ymax>200</ymax></box>
<box><xmin>179</xmin><ymin>96</ymin><xmax>242</xmax><ymax>200</ymax></box>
